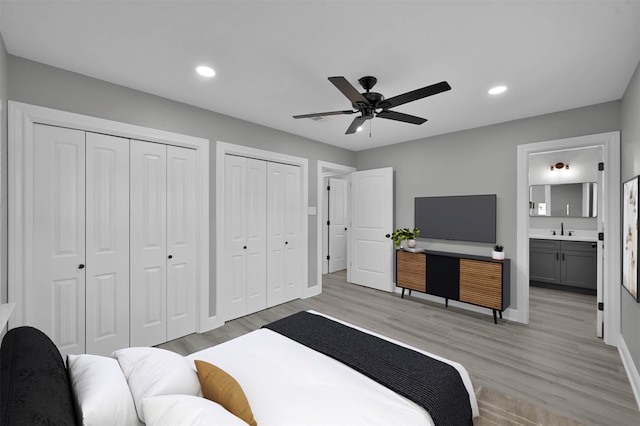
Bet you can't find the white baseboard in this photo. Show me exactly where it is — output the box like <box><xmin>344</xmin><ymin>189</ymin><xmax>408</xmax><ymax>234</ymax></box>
<box><xmin>618</xmin><ymin>335</ymin><xmax>640</xmax><ymax>411</ymax></box>
<box><xmin>303</xmin><ymin>285</ymin><xmax>322</xmax><ymax>299</ymax></box>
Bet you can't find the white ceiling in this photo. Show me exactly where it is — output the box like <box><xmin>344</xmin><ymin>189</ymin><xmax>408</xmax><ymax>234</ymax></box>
<box><xmin>1</xmin><ymin>1</ymin><xmax>640</xmax><ymax>151</ymax></box>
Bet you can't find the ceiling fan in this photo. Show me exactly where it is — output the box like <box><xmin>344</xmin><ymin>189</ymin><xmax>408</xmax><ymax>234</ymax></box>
<box><xmin>293</xmin><ymin>76</ymin><xmax>451</xmax><ymax>134</ymax></box>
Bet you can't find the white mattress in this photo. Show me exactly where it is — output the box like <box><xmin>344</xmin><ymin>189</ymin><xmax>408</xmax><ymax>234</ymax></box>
<box><xmin>187</xmin><ymin>311</ymin><xmax>478</xmax><ymax>425</ymax></box>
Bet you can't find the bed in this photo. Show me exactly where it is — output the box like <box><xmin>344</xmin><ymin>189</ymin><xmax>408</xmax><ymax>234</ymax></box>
<box><xmin>1</xmin><ymin>310</ymin><xmax>478</xmax><ymax>425</ymax></box>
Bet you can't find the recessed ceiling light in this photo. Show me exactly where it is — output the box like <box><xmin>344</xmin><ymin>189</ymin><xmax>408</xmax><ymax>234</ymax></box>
<box><xmin>196</xmin><ymin>66</ymin><xmax>216</xmax><ymax>77</ymax></box>
<box><xmin>488</xmin><ymin>85</ymin><xmax>507</xmax><ymax>95</ymax></box>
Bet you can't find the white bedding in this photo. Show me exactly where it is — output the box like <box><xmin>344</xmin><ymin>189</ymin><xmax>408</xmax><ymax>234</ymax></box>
<box><xmin>187</xmin><ymin>311</ymin><xmax>478</xmax><ymax>426</ymax></box>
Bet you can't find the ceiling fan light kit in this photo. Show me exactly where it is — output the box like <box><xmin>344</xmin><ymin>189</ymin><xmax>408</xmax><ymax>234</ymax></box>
<box><xmin>293</xmin><ymin>75</ymin><xmax>451</xmax><ymax>135</ymax></box>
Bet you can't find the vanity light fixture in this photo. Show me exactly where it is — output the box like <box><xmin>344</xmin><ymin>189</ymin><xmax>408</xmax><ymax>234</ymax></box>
<box><xmin>356</xmin><ymin>126</ymin><xmax>363</xmax><ymax>132</ymax></box>
<box><xmin>488</xmin><ymin>85</ymin><xmax>507</xmax><ymax>95</ymax></box>
<box><xmin>196</xmin><ymin>65</ymin><xmax>216</xmax><ymax>77</ymax></box>
<box><xmin>550</xmin><ymin>162</ymin><xmax>570</xmax><ymax>171</ymax></box>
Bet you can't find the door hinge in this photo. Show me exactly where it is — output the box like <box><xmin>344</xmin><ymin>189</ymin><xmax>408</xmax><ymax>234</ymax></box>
<box><xmin>598</xmin><ymin>162</ymin><xmax>604</xmax><ymax>171</ymax></box>
<box><xmin>598</xmin><ymin>302</ymin><xmax>604</xmax><ymax>311</ymax></box>
<box><xmin>598</xmin><ymin>232</ymin><xmax>604</xmax><ymax>241</ymax></box>
<box><xmin>326</xmin><ymin>255</ymin><xmax>330</xmax><ymax>260</ymax></box>
<box><xmin>327</xmin><ymin>186</ymin><xmax>331</xmax><ymax>191</ymax></box>
<box><xmin>327</xmin><ymin>220</ymin><xmax>330</xmax><ymax>226</ymax></box>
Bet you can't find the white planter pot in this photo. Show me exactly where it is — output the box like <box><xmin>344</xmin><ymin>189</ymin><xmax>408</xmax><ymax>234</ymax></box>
<box><xmin>406</xmin><ymin>239</ymin><xmax>417</xmax><ymax>248</ymax></box>
<box><xmin>491</xmin><ymin>251</ymin><xmax>505</xmax><ymax>260</ymax></box>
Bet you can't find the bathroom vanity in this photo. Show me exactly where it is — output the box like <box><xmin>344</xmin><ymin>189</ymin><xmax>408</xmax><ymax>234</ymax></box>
<box><xmin>529</xmin><ymin>237</ymin><xmax>597</xmax><ymax>292</ymax></box>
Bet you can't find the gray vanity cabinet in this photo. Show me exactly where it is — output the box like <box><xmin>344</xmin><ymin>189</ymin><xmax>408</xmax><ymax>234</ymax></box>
<box><xmin>529</xmin><ymin>239</ymin><xmax>562</xmax><ymax>284</ymax></box>
<box><xmin>530</xmin><ymin>239</ymin><xmax>597</xmax><ymax>290</ymax></box>
<box><xmin>560</xmin><ymin>241</ymin><xmax>598</xmax><ymax>289</ymax></box>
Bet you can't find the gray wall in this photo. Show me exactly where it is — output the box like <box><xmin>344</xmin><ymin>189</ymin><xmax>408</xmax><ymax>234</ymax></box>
<box><xmin>356</xmin><ymin>101</ymin><xmax>621</xmax><ymax>310</ymax></box>
<box><xmin>621</xmin><ymin>60</ymin><xmax>640</xmax><ymax>373</ymax></box>
<box><xmin>6</xmin><ymin>55</ymin><xmax>356</xmax><ymax>315</ymax></box>
<box><xmin>0</xmin><ymin>34</ymin><xmax>7</xmax><ymax>304</ymax></box>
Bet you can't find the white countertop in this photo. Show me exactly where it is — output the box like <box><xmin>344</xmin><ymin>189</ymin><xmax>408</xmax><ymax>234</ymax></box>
<box><xmin>529</xmin><ymin>229</ymin><xmax>598</xmax><ymax>242</ymax></box>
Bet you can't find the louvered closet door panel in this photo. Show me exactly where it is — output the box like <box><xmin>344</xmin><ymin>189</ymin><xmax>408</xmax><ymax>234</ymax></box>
<box><xmin>85</xmin><ymin>133</ymin><xmax>130</xmax><ymax>356</ymax></box>
<box><xmin>130</xmin><ymin>140</ymin><xmax>167</xmax><ymax>347</ymax></box>
<box><xmin>245</xmin><ymin>159</ymin><xmax>267</xmax><ymax>315</ymax></box>
<box><xmin>166</xmin><ymin>145</ymin><xmax>197</xmax><ymax>340</ymax></box>
<box><xmin>33</xmin><ymin>124</ymin><xmax>86</xmax><ymax>356</ymax></box>
<box><xmin>284</xmin><ymin>164</ymin><xmax>302</xmax><ymax>301</ymax></box>
<box><xmin>224</xmin><ymin>155</ymin><xmax>248</xmax><ymax>320</ymax></box>
<box><xmin>266</xmin><ymin>162</ymin><xmax>286</xmax><ymax>307</ymax></box>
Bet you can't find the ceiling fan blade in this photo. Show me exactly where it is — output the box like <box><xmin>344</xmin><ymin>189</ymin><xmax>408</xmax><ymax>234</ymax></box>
<box><xmin>345</xmin><ymin>116</ymin><xmax>367</xmax><ymax>134</ymax></box>
<box><xmin>376</xmin><ymin>110</ymin><xmax>427</xmax><ymax>125</ymax></box>
<box><xmin>293</xmin><ymin>110</ymin><xmax>355</xmax><ymax>119</ymax></box>
<box><xmin>329</xmin><ymin>76</ymin><xmax>370</xmax><ymax>107</ymax></box>
<box><xmin>383</xmin><ymin>81</ymin><xmax>451</xmax><ymax>109</ymax></box>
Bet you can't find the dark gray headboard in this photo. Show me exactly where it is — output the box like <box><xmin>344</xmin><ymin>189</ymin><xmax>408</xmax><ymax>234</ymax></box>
<box><xmin>1</xmin><ymin>326</ymin><xmax>79</xmax><ymax>425</ymax></box>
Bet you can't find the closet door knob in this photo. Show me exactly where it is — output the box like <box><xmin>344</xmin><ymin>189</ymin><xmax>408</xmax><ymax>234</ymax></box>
<box><xmin>168</xmin><ymin>255</ymin><xmax>173</xmax><ymax>259</ymax></box>
<box><xmin>243</xmin><ymin>246</ymin><xmax>247</xmax><ymax>249</ymax></box>
<box><xmin>385</xmin><ymin>234</ymin><xmax>391</xmax><ymax>238</ymax></box>
<box><xmin>285</xmin><ymin>241</ymin><xmax>288</xmax><ymax>245</ymax></box>
<box><xmin>78</xmin><ymin>264</ymin><xmax>85</xmax><ymax>269</ymax></box>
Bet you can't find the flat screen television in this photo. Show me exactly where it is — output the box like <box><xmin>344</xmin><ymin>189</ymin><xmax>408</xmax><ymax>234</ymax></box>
<box><xmin>414</xmin><ymin>194</ymin><xmax>496</xmax><ymax>243</ymax></box>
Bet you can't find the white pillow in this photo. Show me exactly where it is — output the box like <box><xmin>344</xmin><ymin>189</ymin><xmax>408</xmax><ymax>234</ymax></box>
<box><xmin>67</xmin><ymin>354</ymin><xmax>142</xmax><ymax>426</ymax></box>
<box><xmin>113</xmin><ymin>347</ymin><xmax>201</xmax><ymax>423</ymax></box>
<box><xmin>143</xmin><ymin>395</ymin><xmax>248</xmax><ymax>426</ymax></box>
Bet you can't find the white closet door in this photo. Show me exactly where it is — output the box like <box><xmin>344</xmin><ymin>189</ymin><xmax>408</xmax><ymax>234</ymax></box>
<box><xmin>130</xmin><ymin>140</ymin><xmax>167</xmax><ymax>347</ymax></box>
<box><xmin>224</xmin><ymin>155</ymin><xmax>249</xmax><ymax>320</ymax></box>
<box><xmin>166</xmin><ymin>146</ymin><xmax>197</xmax><ymax>340</ymax></box>
<box><xmin>245</xmin><ymin>159</ymin><xmax>267</xmax><ymax>315</ymax></box>
<box><xmin>33</xmin><ymin>124</ymin><xmax>86</xmax><ymax>356</ymax></box>
<box><xmin>266</xmin><ymin>162</ymin><xmax>286</xmax><ymax>307</ymax></box>
<box><xmin>284</xmin><ymin>164</ymin><xmax>302</xmax><ymax>301</ymax></box>
<box><xmin>328</xmin><ymin>177</ymin><xmax>348</xmax><ymax>273</ymax></box>
<box><xmin>85</xmin><ymin>133</ymin><xmax>130</xmax><ymax>356</ymax></box>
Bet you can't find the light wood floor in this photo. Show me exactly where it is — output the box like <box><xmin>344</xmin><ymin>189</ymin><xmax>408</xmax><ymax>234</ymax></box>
<box><xmin>159</xmin><ymin>271</ymin><xmax>639</xmax><ymax>425</ymax></box>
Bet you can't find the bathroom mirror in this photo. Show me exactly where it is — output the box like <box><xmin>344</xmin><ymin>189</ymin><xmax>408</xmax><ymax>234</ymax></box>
<box><xmin>529</xmin><ymin>183</ymin><xmax>597</xmax><ymax>217</ymax></box>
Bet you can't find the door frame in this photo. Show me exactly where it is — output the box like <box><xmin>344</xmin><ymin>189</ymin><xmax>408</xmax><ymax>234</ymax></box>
<box><xmin>216</xmin><ymin>142</ymin><xmax>309</xmax><ymax>311</ymax></box>
<box><xmin>315</xmin><ymin>161</ymin><xmax>356</xmax><ymax>296</ymax></box>
<box><xmin>516</xmin><ymin>131</ymin><xmax>620</xmax><ymax>346</ymax></box>
<box><xmin>8</xmin><ymin>101</ymin><xmax>212</xmax><ymax>332</ymax></box>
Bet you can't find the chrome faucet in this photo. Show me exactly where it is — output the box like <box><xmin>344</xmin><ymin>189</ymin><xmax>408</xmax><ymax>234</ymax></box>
<box><xmin>561</xmin><ymin>222</ymin><xmax>564</xmax><ymax>236</ymax></box>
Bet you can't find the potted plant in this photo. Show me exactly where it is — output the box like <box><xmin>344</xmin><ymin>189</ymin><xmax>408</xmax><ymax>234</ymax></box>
<box><xmin>391</xmin><ymin>227</ymin><xmax>421</xmax><ymax>249</ymax></box>
<box><xmin>492</xmin><ymin>244</ymin><xmax>505</xmax><ymax>260</ymax></box>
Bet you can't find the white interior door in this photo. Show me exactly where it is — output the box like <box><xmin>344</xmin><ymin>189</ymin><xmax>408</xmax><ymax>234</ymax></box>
<box><xmin>284</xmin><ymin>164</ymin><xmax>303</xmax><ymax>301</ymax></box>
<box><xmin>85</xmin><ymin>132</ymin><xmax>130</xmax><ymax>356</ymax></box>
<box><xmin>166</xmin><ymin>146</ymin><xmax>197</xmax><ymax>340</ymax></box>
<box><xmin>267</xmin><ymin>162</ymin><xmax>286</xmax><ymax>307</ymax></box>
<box><xmin>328</xmin><ymin>177</ymin><xmax>348</xmax><ymax>273</ymax></box>
<box><xmin>350</xmin><ymin>167</ymin><xmax>394</xmax><ymax>292</ymax></box>
<box><xmin>130</xmin><ymin>140</ymin><xmax>167</xmax><ymax>347</ymax></box>
<box><xmin>246</xmin><ymin>159</ymin><xmax>267</xmax><ymax>315</ymax></box>
<box><xmin>33</xmin><ymin>124</ymin><xmax>86</xmax><ymax>356</ymax></box>
<box><xmin>224</xmin><ymin>155</ymin><xmax>248</xmax><ymax>320</ymax></box>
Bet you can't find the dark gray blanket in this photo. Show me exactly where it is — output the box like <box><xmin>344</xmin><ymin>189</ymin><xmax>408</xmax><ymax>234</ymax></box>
<box><xmin>263</xmin><ymin>311</ymin><xmax>472</xmax><ymax>426</ymax></box>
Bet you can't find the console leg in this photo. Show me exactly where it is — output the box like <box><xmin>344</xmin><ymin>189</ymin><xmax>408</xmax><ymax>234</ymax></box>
<box><xmin>408</xmin><ymin>289</ymin><xmax>412</xmax><ymax>296</ymax></box>
<box><xmin>499</xmin><ymin>310</ymin><xmax>503</xmax><ymax>319</ymax></box>
<box><xmin>401</xmin><ymin>288</ymin><xmax>405</xmax><ymax>299</ymax></box>
<box><xmin>445</xmin><ymin>298</ymin><xmax>449</xmax><ymax>308</ymax></box>
<box><xmin>493</xmin><ymin>310</ymin><xmax>498</xmax><ymax>324</ymax></box>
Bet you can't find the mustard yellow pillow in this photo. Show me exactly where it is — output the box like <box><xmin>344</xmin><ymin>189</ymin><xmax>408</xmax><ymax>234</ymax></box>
<box><xmin>194</xmin><ymin>360</ymin><xmax>257</xmax><ymax>426</ymax></box>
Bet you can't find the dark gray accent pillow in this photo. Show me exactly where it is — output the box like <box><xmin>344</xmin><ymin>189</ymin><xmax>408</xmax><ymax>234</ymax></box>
<box><xmin>1</xmin><ymin>326</ymin><xmax>79</xmax><ymax>425</ymax></box>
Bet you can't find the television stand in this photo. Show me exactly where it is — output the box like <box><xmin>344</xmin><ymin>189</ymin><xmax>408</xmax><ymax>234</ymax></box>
<box><xmin>396</xmin><ymin>249</ymin><xmax>510</xmax><ymax>324</ymax></box>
